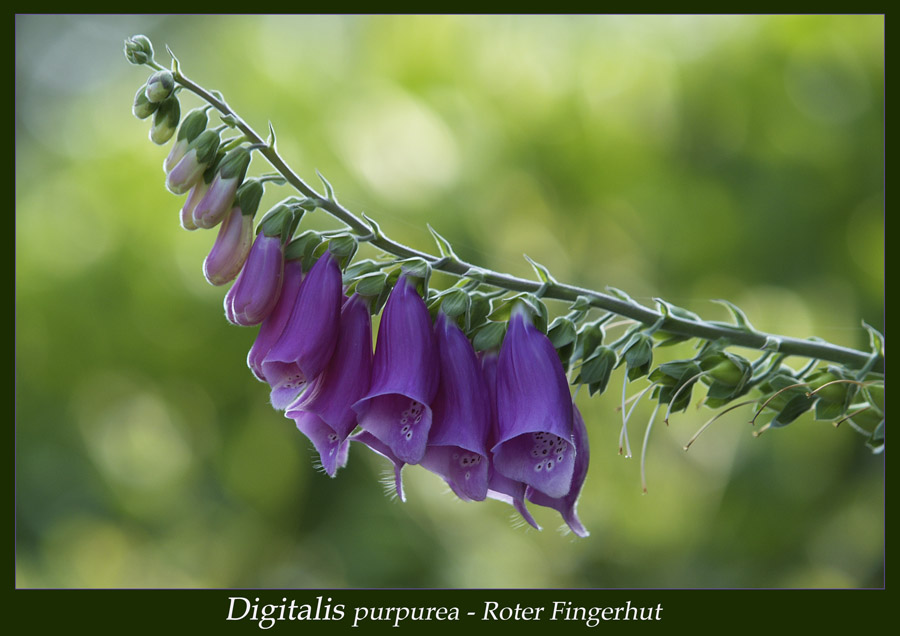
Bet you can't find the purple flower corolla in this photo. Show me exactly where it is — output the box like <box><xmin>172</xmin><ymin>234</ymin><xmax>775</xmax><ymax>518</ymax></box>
<box><xmin>526</xmin><ymin>405</ymin><xmax>590</xmax><ymax>537</ymax></box>
<box><xmin>224</xmin><ymin>232</ymin><xmax>284</xmax><ymax>327</ymax></box>
<box><xmin>192</xmin><ymin>147</ymin><xmax>251</xmax><ymax>229</ymax></box>
<box><xmin>353</xmin><ymin>275</ymin><xmax>439</xmax><ymax>465</ymax></box>
<box><xmin>492</xmin><ymin>306</ymin><xmax>575</xmax><ymax>499</ymax></box>
<box><xmin>247</xmin><ymin>258</ymin><xmax>304</xmax><ymax>382</ymax></box>
<box><xmin>203</xmin><ymin>206</ymin><xmax>253</xmax><ymax>286</ymax></box>
<box><xmin>419</xmin><ymin>313</ymin><xmax>490</xmax><ymax>501</ymax></box>
<box><xmin>481</xmin><ymin>351</ymin><xmax>541</xmax><ymax>530</ymax></box>
<box><xmin>260</xmin><ymin>252</ymin><xmax>342</xmax><ymax>410</ymax></box>
<box><xmin>285</xmin><ymin>294</ymin><xmax>373</xmax><ymax>476</ymax></box>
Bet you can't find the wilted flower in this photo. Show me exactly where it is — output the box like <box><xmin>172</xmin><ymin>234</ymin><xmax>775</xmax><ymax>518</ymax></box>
<box><xmin>260</xmin><ymin>252</ymin><xmax>343</xmax><ymax>409</ymax></box>
<box><xmin>526</xmin><ymin>405</ymin><xmax>590</xmax><ymax>537</ymax></box>
<box><xmin>192</xmin><ymin>147</ymin><xmax>251</xmax><ymax>229</ymax></box>
<box><xmin>492</xmin><ymin>305</ymin><xmax>575</xmax><ymax>499</ymax></box>
<box><xmin>419</xmin><ymin>312</ymin><xmax>490</xmax><ymax>501</ymax></box>
<box><xmin>353</xmin><ymin>275</ymin><xmax>439</xmax><ymax>465</ymax></box>
<box><xmin>286</xmin><ymin>294</ymin><xmax>373</xmax><ymax>476</ymax></box>
<box><xmin>224</xmin><ymin>231</ymin><xmax>284</xmax><ymax>327</ymax></box>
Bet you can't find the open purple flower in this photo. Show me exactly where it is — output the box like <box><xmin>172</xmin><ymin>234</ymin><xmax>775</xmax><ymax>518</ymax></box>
<box><xmin>492</xmin><ymin>305</ymin><xmax>575</xmax><ymax>499</ymax></box>
<box><xmin>481</xmin><ymin>350</ymin><xmax>541</xmax><ymax>530</ymax></box>
<box><xmin>286</xmin><ymin>294</ymin><xmax>373</xmax><ymax>476</ymax></box>
<box><xmin>419</xmin><ymin>312</ymin><xmax>490</xmax><ymax>501</ymax></box>
<box><xmin>353</xmin><ymin>275</ymin><xmax>438</xmax><ymax>465</ymax></box>
<box><xmin>260</xmin><ymin>252</ymin><xmax>342</xmax><ymax>410</ymax></box>
<box><xmin>526</xmin><ymin>404</ymin><xmax>590</xmax><ymax>537</ymax></box>
<box><xmin>224</xmin><ymin>231</ymin><xmax>284</xmax><ymax>327</ymax></box>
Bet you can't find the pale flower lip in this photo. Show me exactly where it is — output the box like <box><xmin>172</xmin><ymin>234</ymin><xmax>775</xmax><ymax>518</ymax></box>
<box><xmin>526</xmin><ymin>405</ymin><xmax>590</xmax><ymax>538</ymax></box>
<box><xmin>353</xmin><ymin>275</ymin><xmax>439</xmax><ymax>466</ymax></box>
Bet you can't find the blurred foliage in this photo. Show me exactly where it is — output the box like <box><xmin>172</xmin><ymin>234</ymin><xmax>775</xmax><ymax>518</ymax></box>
<box><xmin>15</xmin><ymin>15</ymin><xmax>883</xmax><ymax>588</ymax></box>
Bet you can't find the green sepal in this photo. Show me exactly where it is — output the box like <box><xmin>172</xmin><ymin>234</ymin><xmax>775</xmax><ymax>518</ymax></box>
<box><xmin>325</xmin><ymin>234</ymin><xmax>359</xmax><ymax>269</ymax></box>
<box><xmin>234</xmin><ymin>179</ymin><xmax>264</xmax><ymax>218</ymax></box>
<box><xmin>217</xmin><ymin>146</ymin><xmax>252</xmax><ymax>181</ymax></box>
<box><xmin>619</xmin><ymin>332</ymin><xmax>654</xmax><ymax>382</ymax></box>
<box><xmin>547</xmin><ymin>317</ymin><xmax>577</xmax><ymax>349</ymax></box>
<box><xmin>342</xmin><ymin>259</ymin><xmax>381</xmax><ymax>284</ymax></box>
<box><xmin>575</xmin><ymin>346</ymin><xmax>617</xmax><ymax>395</ymax></box>
<box><xmin>766</xmin><ymin>393</ymin><xmax>815</xmax><ymax>428</ymax></box>
<box><xmin>473</xmin><ymin>321</ymin><xmax>507</xmax><ymax>352</ymax></box>
<box><xmin>176</xmin><ymin>108</ymin><xmax>210</xmax><ymax>143</ymax></box>
<box><xmin>434</xmin><ymin>288</ymin><xmax>471</xmax><ymax>320</ymax></box>
<box><xmin>351</xmin><ymin>272</ymin><xmax>388</xmax><ymax>298</ymax></box>
<box><xmin>465</xmin><ymin>292</ymin><xmax>493</xmax><ymax>334</ymax></box>
<box><xmin>284</xmin><ymin>230</ymin><xmax>323</xmax><ymax>270</ymax></box>
<box><xmin>699</xmin><ymin>351</ymin><xmax>751</xmax><ymax>390</ymax></box>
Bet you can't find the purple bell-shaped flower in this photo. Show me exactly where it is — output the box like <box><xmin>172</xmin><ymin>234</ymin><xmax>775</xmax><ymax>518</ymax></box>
<box><xmin>492</xmin><ymin>305</ymin><xmax>575</xmax><ymax>499</ymax></box>
<box><xmin>260</xmin><ymin>252</ymin><xmax>342</xmax><ymax>410</ymax></box>
<box><xmin>526</xmin><ymin>404</ymin><xmax>590</xmax><ymax>537</ymax></box>
<box><xmin>353</xmin><ymin>275</ymin><xmax>439</xmax><ymax>465</ymax></box>
<box><xmin>481</xmin><ymin>350</ymin><xmax>541</xmax><ymax>530</ymax></box>
<box><xmin>285</xmin><ymin>294</ymin><xmax>373</xmax><ymax>476</ymax></box>
<box><xmin>419</xmin><ymin>312</ymin><xmax>490</xmax><ymax>501</ymax></box>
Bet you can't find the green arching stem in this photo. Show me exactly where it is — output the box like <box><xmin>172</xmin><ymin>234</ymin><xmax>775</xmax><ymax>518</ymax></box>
<box><xmin>159</xmin><ymin>61</ymin><xmax>884</xmax><ymax>375</ymax></box>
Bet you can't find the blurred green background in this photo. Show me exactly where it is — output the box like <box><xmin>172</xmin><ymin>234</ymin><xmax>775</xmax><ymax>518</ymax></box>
<box><xmin>16</xmin><ymin>15</ymin><xmax>883</xmax><ymax>589</ymax></box>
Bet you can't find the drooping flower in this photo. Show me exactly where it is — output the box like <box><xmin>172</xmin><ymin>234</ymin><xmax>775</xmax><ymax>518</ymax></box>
<box><xmin>492</xmin><ymin>305</ymin><xmax>575</xmax><ymax>499</ymax></box>
<box><xmin>192</xmin><ymin>147</ymin><xmax>251</xmax><ymax>229</ymax></box>
<box><xmin>419</xmin><ymin>312</ymin><xmax>490</xmax><ymax>501</ymax></box>
<box><xmin>285</xmin><ymin>294</ymin><xmax>373</xmax><ymax>476</ymax></box>
<box><xmin>224</xmin><ymin>232</ymin><xmax>284</xmax><ymax>327</ymax></box>
<box><xmin>260</xmin><ymin>251</ymin><xmax>343</xmax><ymax>409</ymax></box>
<box><xmin>353</xmin><ymin>275</ymin><xmax>439</xmax><ymax>465</ymax></box>
<box><xmin>526</xmin><ymin>405</ymin><xmax>590</xmax><ymax>537</ymax></box>
<box><xmin>202</xmin><ymin>179</ymin><xmax>263</xmax><ymax>286</ymax></box>
<box><xmin>481</xmin><ymin>350</ymin><xmax>541</xmax><ymax>530</ymax></box>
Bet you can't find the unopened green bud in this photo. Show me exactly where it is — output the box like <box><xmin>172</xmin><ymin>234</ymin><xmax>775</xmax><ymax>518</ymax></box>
<box><xmin>218</xmin><ymin>146</ymin><xmax>252</xmax><ymax>180</ymax></box>
<box><xmin>700</xmin><ymin>352</ymin><xmax>750</xmax><ymax>387</ymax></box>
<box><xmin>149</xmin><ymin>95</ymin><xmax>181</xmax><ymax>145</ymax></box>
<box><xmin>124</xmin><ymin>35</ymin><xmax>154</xmax><ymax>65</ymax></box>
<box><xmin>132</xmin><ymin>85</ymin><xmax>158</xmax><ymax>120</ymax></box>
<box><xmin>145</xmin><ymin>70</ymin><xmax>175</xmax><ymax>103</ymax></box>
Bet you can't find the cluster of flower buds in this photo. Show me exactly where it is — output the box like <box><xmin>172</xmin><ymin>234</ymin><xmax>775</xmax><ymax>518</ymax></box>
<box><xmin>129</xmin><ymin>61</ymin><xmax>590</xmax><ymax>535</ymax></box>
